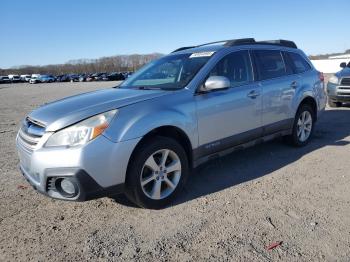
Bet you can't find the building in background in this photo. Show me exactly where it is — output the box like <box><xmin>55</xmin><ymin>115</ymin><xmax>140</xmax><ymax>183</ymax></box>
<box><xmin>311</xmin><ymin>53</ymin><xmax>350</xmax><ymax>73</ymax></box>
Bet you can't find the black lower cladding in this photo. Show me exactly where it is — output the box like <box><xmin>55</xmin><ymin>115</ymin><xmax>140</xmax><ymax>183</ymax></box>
<box><xmin>193</xmin><ymin>118</ymin><xmax>294</xmax><ymax>160</ymax></box>
<box><xmin>69</xmin><ymin>170</ymin><xmax>125</xmax><ymax>201</ymax></box>
<box><xmin>44</xmin><ymin>169</ymin><xmax>125</xmax><ymax>201</ymax></box>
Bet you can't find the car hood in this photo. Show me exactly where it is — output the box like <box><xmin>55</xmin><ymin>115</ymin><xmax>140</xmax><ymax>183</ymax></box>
<box><xmin>336</xmin><ymin>68</ymin><xmax>350</xmax><ymax>78</ymax></box>
<box><xmin>28</xmin><ymin>88</ymin><xmax>167</xmax><ymax>132</ymax></box>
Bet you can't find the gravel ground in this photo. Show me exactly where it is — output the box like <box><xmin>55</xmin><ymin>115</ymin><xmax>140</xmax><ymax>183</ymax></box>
<box><xmin>0</xmin><ymin>80</ymin><xmax>349</xmax><ymax>261</ymax></box>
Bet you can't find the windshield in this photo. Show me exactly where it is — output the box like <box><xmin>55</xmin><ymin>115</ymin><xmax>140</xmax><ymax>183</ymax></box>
<box><xmin>120</xmin><ymin>53</ymin><xmax>212</xmax><ymax>90</ymax></box>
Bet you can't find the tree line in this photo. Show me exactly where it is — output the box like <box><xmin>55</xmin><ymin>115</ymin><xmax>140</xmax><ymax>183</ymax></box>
<box><xmin>0</xmin><ymin>53</ymin><xmax>163</xmax><ymax>76</ymax></box>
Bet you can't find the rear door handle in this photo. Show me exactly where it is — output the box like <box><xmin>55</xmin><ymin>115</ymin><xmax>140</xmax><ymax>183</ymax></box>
<box><xmin>247</xmin><ymin>90</ymin><xmax>260</xmax><ymax>99</ymax></box>
<box><xmin>291</xmin><ymin>81</ymin><xmax>298</xmax><ymax>89</ymax></box>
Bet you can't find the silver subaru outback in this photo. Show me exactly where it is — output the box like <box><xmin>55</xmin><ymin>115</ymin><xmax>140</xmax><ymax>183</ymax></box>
<box><xmin>16</xmin><ymin>38</ymin><xmax>327</xmax><ymax>208</ymax></box>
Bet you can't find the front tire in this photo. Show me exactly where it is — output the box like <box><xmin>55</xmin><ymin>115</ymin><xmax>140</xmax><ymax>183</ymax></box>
<box><xmin>125</xmin><ymin>136</ymin><xmax>189</xmax><ymax>209</ymax></box>
<box><xmin>286</xmin><ymin>104</ymin><xmax>315</xmax><ymax>147</ymax></box>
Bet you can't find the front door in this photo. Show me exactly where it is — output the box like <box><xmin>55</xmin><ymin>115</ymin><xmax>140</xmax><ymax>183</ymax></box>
<box><xmin>195</xmin><ymin>50</ymin><xmax>262</xmax><ymax>157</ymax></box>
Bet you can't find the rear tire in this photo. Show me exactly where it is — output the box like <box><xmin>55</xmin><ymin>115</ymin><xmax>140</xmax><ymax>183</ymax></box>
<box><xmin>285</xmin><ymin>104</ymin><xmax>315</xmax><ymax>147</ymax></box>
<box><xmin>125</xmin><ymin>136</ymin><xmax>189</xmax><ymax>209</ymax></box>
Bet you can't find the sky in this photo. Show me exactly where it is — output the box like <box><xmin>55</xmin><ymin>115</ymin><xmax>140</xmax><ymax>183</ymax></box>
<box><xmin>0</xmin><ymin>0</ymin><xmax>349</xmax><ymax>68</ymax></box>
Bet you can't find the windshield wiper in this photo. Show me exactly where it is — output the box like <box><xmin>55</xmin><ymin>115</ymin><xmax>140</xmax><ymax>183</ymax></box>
<box><xmin>134</xmin><ymin>86</ymin><xmax>162</xmax><ymax>90</ymax></box>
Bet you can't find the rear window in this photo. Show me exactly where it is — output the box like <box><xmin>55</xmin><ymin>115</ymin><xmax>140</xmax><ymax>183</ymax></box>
<box><xmin>284</xmin><ymin>52</ymin><xmax>311</xmax><ymax>74</ymax></box>
<box><xmin>254</xmin><ymin>50</ymin><xmax>286</xmax><ymax>80</ymax></box>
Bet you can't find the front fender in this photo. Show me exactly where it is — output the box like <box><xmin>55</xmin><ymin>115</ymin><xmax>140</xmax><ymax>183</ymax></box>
<box><xmin>103</xmin><ymin>92</ymin><xmax>198</xmax><ymax>148</ymax></box>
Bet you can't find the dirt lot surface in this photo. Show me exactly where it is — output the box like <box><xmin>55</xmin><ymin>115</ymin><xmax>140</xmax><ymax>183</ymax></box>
<box><xmin>0</xmin><ymin>81</ymin><xmax>349</xmax><ymax>261</ymax></box>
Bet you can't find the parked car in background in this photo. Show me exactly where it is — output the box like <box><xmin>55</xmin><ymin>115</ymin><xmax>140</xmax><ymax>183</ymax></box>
<box><xmin>29</xmin><ymin>75</ymin><xmax>55</xmax><ymax>84</ymax></box>
<box><xmin>91</xmin><ymin>72</ymin><xmax>105</xmax><ymax>81</ymax></box>
<box><xmin>86</xmin><ymin>74</ymin><xmax>95</xmax><ymax>81</ymax></box>
<box><xmin>78</xmin><ymin>74</ymin><xmax>87</xmax><ymax>82</ymax></box>
<box><xmin>56</xmin><ymin>74</ymin><xmax>79</xmax><ymax>82</ymax></box>
<box><xmin>8</xmin><ymin>75</ymin><xmax>21</xmax><ymax>83</ymax></box>
<box><xmin>29</xmin><ymin>76</ymin><xmax>39</xmax><ymax>84</ymax></box>
<box><xmin>101</xmin><ymin>73</ymin><xmax>109</xmax><ymax>81</ymax></box>
<box><xmin>123</xmin><ymin>71</ymin><xmax>133</xmax><ymax>78</ymax></box>
<box><xmin>31</xmin><ymin>74</ymin><xmax>40</xmax><ymax>79</ymax></box>
<box><xmin>20</xmin><ymin>75</ymin><xmax>32</xmax><ymax>82</ymax></box>
<box><xmin>40</xmin><ymin>75</ymin><xmax>56</xmax><ymax>83</ymax></box>
<box><xmin>107</xmin><ymin>72</ymin><xmax>125</xmax><ymax>81</ymax></box>
<box><xmin>16</xmin><ymin>38</ymin><xmax>326</xmax><ymax>208</ymax></box>
<box><xmin>327</xmin><ymin>62</ymin><xmax>350</xmax><ymax>107</ymax></box>
<box><xmin>56</xmin><ymin>75</ymin><xmax>64</xmax><ymax>82</ymax></box>
<box><xmin>0</xmin><ymin>76</ymin><xmax>11</xmax><ymax>84</ymax></box>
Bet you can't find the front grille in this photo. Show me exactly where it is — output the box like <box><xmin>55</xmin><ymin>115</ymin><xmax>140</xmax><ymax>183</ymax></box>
<box><xmin>337</xmin><ymin>92</ymin><xmax>350</xmax><ymax>96</ymax></box>
<box><xmin>340</xmin><ymin>77</ymin><xmax>350</xmax><ymax>86</ymax></box>
<box><xmin>47</xmin><ymin>177</ymin><xmax>57</xmax><ymax>191</ymax></box>
<box><xmin>17</xmin><ymin>117</ymin><xmax>46</xmax><ymax>151</ymax></box>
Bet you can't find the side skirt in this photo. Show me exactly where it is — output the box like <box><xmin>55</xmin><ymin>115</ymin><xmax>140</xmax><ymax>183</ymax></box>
<box><xmin>192</xmin><ymin>129</ymin><xmax>292</xmax><ymax>168</ymax></box>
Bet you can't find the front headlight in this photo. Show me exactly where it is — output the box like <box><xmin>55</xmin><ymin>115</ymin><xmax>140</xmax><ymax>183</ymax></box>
<box><xmin>328</xmin><ymin>75</ymin><xmax>339</xmax><ymax>84</ymax></box>
<box><xmin>45</xmin><ymin>109</ymin><xmax>117</xmax><ymax>147</ymax></box>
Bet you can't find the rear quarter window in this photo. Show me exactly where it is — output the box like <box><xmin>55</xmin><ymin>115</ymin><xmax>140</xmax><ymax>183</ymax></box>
<box><xmin>284</xmin><ymin>52</ymin><xmax>311</xmax><ymax>74</ymax></box>
<box><xmin>253</xmin><ymin>50</ymin><xmax>286</xmax><ymax>80</ymax></box>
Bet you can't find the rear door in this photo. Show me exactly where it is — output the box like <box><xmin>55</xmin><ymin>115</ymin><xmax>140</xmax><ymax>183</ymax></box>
<box><xmin>195</xmin><ymin>50</ymin><xmax>263</xmax><ymax>157</ymax></box>
<box><xmin>253</xmin><ymin>49</ymin><xmax>297</xmax><ymax>134</ymax></box>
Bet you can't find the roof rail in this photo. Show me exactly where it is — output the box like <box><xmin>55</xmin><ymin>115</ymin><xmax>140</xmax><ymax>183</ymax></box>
<box><xmin>171</xmin><ymin>38</ymin><xmax>297</xmax><ymax>53</ymax></box>
<box><xmin>223</xmin><ymin>38</ymin><xmax>256</xmax><ymax>47</ymax></box>
<box><xmin>172</xmin><ymin>46</ymin><xmax>196</xmax><ymax>53</ymax></box>
<box><xmin>257</xmin><ymin>39</ymin><xmax>297</xmax><ymax>49</ymax></box>
<box><xmin>171</xmin><ymin>38</ymin><xmax>256</xmax><ymax>53</ymax></box>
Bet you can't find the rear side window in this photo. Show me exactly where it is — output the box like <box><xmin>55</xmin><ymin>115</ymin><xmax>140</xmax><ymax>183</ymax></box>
<box><xmin>254</xmin><ymin>50</ymin><xmax>286</xmax><ymax>80</ymax></box>
<box><xmin>285</xmin><ymin>52</ymin><xmax>311</xmax><ymax>74</ymax></box>
<box><xmin>208</xmin><ymin>50</ymin><xmax>253</xmax><ymax>87</ymax></box>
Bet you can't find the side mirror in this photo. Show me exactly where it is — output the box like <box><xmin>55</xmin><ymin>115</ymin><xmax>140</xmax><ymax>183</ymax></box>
<box><xmin>340</xmin><ymin>62</ymin><xmax>347</xmax><ymax>68</ymax></box>
<box><xmin>202</xmin><ymin>76</ymin><xmax>230</xmax><ymax>92</ymax></box>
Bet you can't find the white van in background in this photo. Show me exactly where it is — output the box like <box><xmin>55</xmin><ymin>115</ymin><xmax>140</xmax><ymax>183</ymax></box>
<box><xmin>8</xmin><ymin>74</ymin><xmax>21</xmax><ymax>83</ymax></box>
<box><xmin>20</xmin><ymin>75</ymin><xmax>32</xmax><ymax>82</ymax></box>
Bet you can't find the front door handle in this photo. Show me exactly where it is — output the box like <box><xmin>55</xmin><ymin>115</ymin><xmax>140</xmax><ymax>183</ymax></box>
<box><xmin>291</xmin><ymin>81</ymin><xmax>298</xmax><ymax>89</ymax></box>
<box><xmin>247</xmin><ymin>90</ymin><xmax>260</xmax><ymax>99</ymax></box>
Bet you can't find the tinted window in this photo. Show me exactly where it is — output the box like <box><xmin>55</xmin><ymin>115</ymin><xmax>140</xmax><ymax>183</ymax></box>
<box><xmin>208</xmin><ymin>50</ymin><xmax>253</xmax><ymax>87</ymax></box>
<box><xmin>286</xmin><ymin>52</ymin><xmax>311</xmax><ymax>74</ymax></box>
<box><xmin>254</xmin><ymin>50</ymin><xmax>286</xmax><ymax>80</ymax></box>
<box><xmin>282</xmin><ymin>52</ymin><xmax>294</xmax><ymax>75</ymax></box>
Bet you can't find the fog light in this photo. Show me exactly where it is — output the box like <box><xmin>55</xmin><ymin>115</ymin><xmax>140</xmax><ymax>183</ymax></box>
<box><xmin>59</xmin><ymin>178</ymin><xmax>78</xmax><ymax>197</ymax></box>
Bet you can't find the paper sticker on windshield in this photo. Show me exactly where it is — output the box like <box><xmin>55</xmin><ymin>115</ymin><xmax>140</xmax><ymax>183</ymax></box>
<box><xmin>189</xmin><ymin>51</ymin><xmax>215</xmax><ymax>58</ymax></box>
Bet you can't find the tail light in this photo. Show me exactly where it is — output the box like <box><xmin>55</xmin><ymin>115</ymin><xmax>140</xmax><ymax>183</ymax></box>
<box><xmin>319</xmin><ymin>72</ymin><xmax>324</xmax><ymax>82</ymax></box>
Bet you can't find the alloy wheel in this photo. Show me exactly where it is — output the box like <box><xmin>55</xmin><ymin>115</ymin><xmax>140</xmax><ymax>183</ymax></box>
<box><xmin>297</xmin><ymin>111</ymin><xmax>313</xmax><ymax>142</ymax></box>
<box><xmin>140</xmin><ymin>149</ymin><xmax>181</xmax><ymax>200</ymax></box>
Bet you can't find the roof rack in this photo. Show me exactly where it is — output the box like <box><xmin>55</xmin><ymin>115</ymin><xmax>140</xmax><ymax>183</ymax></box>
<box><xmin>172</xmin><ymin>38</ymin><xmax>297</xmax><ymax>53</ymax></box>
<box><xmin>257</xmin><ymin>40</ymin><xmax>297</xmax><ymax>49</ymax></box>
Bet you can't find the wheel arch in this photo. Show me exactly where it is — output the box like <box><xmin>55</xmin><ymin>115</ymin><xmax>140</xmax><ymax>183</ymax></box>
<box><xmin>297</xmin><ymin>96</ymin><xmax>318</xmax><ymax>122</ymax></box>
<box><xmin>127</xmin><ymin>125</ymin><xmax>194</xmax><ymax>171</ymax></box>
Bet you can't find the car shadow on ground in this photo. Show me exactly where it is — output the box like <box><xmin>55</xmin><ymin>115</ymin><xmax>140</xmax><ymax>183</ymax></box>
<box><xmin>112</xmin><ymin>107</ymin><xmax>350</xmax><ymax>208</ymax></box>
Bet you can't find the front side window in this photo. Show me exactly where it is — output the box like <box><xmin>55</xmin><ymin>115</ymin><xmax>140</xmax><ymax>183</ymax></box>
<box><xmin>120</xmin><ymin>53</ymin><xmax>212</xmax><ymax>90</ymax></box>
<box><xmin>254</xmin><ymin>50</ymin><xmax>286</xmax><ymax>80</ymax></box>
<box><xmin>208</xmin><ymin>50</ymin><xmax>253</xmax><ymax>87</ymax></box>
<box><xmin>285</xmin><ymin>52</ymin><xmax>311</xmax><ymax>74</ymax></box>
